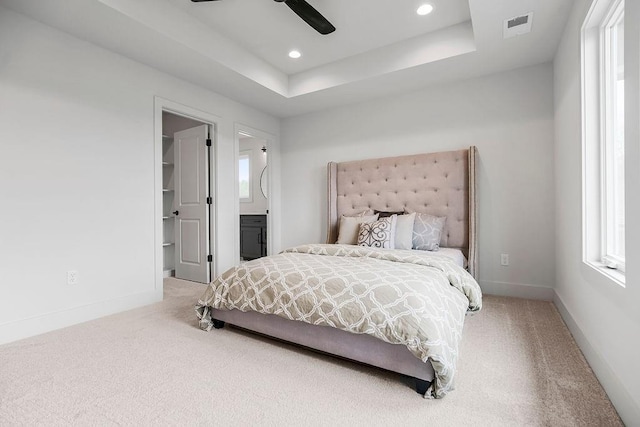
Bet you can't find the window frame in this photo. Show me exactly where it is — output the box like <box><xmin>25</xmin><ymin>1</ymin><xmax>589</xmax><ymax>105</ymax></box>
<box><xmin>600</xmin><ymin>2</ymin><xmax>625</xmax><ymax>272</ymax></box>
<box><xmin>581</xmin><ymin>0</ymin><xmax>626</xmax><ymax>284</ymax></box>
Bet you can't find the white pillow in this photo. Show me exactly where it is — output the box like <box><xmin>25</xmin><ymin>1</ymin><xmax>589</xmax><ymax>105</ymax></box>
<box><xmin>357</xmin><ymin>216</ymin><xmax>397</xmax><ymax>249</ymax></box>
<box><xmin>336</xmin><ymin>214</ymin><xmax>379</xmax><ymax>245</ymax></box>
<box><xmin>394</xmin><ymin>213</ymin><xmax>416</xmax><ymax>250</ymax></box>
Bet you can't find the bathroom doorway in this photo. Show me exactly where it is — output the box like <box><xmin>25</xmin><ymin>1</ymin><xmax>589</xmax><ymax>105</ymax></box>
<box><xmin>238</xmin><ymin>132</ymin><xmax>268</xmax><ymax>261</ymax></box>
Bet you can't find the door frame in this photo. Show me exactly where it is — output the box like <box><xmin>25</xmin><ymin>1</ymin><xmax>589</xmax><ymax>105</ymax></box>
<box><xmin>234</xmin><ymin>123</ymin><xmax>279</xmax><ymax>265</ymax></box>
<box><xmin>154</xmin><ymin>96</ymin><xmax>221</xmax><ymax>292</ymax></box>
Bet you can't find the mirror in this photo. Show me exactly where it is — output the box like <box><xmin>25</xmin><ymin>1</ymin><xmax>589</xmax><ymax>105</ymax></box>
<box><xmin>260</xmin><ymin>166</ymin><xmax>268</xmax><ymax>198</ymax></box>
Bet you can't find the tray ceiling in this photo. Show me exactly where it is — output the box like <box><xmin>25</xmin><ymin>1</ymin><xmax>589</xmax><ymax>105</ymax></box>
<box><xmin>0</xmin><ymin>0</ymin><xmax>574</xmax><ymax>117</ymax></box>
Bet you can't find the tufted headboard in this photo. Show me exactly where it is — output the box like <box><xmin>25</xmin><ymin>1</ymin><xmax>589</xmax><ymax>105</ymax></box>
<box><xmin>326</xmin><ymin>147</ymin><xmax>478</xmax><ymax>279</ymax></box>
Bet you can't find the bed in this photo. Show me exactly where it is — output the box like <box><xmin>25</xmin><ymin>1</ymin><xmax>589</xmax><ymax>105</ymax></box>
<box><xmin>196</xmin><ymin>147</ymin><xmax>481</xmax><ymax>398</ymax></box>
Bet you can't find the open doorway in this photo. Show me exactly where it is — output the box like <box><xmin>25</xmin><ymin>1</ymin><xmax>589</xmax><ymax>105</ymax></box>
<box><xmin>162</xmin><ymin>111</ymin><xmax>213</xmax><ymax>283</ymax></box>
<box><xmin>238</xmin><ymin>132</ymin><xmax>268</xmax><ymax>261</ymax></box>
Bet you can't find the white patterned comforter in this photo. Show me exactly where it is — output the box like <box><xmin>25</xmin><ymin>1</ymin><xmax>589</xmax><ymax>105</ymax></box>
<box><xmin>196</xmin><ymin>244</ymin><xmax>482</xmax><ymax>398</ymax></box>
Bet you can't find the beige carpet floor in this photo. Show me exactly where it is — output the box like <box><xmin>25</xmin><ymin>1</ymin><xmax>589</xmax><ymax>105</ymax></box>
<box><xmin>0</xmin><ymin>278</ymin><xmax>622</xmax><ymax>426</ymax></box>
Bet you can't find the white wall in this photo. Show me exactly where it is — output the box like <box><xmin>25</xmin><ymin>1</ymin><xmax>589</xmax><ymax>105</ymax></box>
<box><xmin>553</xmin><ymin>0</ymin><xmax>640</xmax><ymax>423</ymax></box>
<box><xmin>0</xmin><ymin>6</ymin><xmax>279</xmax><ymax>344</ymax></box>
<box><xmin>239</xmin><ymin>137</ymin><xmax>268</xmax><ymax>215</ymax></box>
<box><xmin>281</xmin><ymin>63</ymin><xmax>556</xmax><ymax>299</ymax></box>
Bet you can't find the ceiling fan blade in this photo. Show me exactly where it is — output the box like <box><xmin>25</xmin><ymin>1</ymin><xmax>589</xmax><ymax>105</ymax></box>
<box><xmin>283</xmin><ymin>0</ymin><xmax>335</xmax><ymax>35</ymax></box>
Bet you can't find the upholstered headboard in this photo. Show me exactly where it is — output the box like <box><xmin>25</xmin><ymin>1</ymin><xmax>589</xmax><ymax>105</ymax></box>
<box><xmin>326</xmin><ymin>147</ymin><xmax>478</xmax><ymax>279</ymax></box>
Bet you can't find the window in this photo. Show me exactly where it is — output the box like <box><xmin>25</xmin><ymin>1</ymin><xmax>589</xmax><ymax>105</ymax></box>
<box><xmin>582</xmin><ymin>0</ymin><xmax>625</xmax><ymax>282</ymax></box>
<box><xmin>602</xmin><ymin>8</ymin><xmax>625</xmax><ymax>270</ymax></box>
<box><xmin>239</xmin><ymin>152</ymin><xmax>251</xmax><ymax>201</ymax></box>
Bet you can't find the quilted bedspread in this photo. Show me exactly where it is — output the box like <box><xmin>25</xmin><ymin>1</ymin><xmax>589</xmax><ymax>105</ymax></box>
<box><xmin>195</xmin><ymin>244</ymin><xmax>482</xmax><ymax>398</ymax></box>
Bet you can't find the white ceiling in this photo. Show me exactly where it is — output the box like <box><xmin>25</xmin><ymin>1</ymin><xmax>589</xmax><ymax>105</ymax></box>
<box><xmin>167</xmin><ymin>0</ymin><xmax>472</xmax><ymax>74</ymax></box>
<box><xmin>0</xmin><ymin>0</ymin><xmax>574</xmax><ymax>118</ymax></box>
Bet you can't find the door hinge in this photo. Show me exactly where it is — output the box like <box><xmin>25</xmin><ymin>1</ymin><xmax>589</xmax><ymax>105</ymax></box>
<box><xmin>207</xmin><ymin>255</ymin><xmax>213</xmax><ymax>263</ymax></box>
<box><xmin>206</xmin><ymin>138</ymin><xmax>212</xmax><ymax>147</ymax></box>
<box><xmin>206</xmin><ymin>196</ymin><xmax>213</xmax><ymax>205</ymax></box>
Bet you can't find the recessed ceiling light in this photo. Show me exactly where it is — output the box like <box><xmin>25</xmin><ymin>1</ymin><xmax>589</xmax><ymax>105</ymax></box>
<box><xmin>288</xmin><ymin>50</ymin><xmax>301</xmax><ymax>59</ymax></box>
<box><xmin>417</xmin><ymin>4</ymin><xmax>433</xmax><ymax>16</ymax></box>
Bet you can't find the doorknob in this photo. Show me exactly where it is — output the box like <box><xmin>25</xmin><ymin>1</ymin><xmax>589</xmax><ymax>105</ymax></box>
<box><xmin>173</xmin><ymin>210</ymin><xmax>179</xmax><ymax>216</ymax></box>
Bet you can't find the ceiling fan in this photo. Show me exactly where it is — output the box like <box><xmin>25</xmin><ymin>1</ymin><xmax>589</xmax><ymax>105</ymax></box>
<box><xmin>190</xmin><ymin>0</ymin><xmax>336</xmax><ymax>35</ymax></box>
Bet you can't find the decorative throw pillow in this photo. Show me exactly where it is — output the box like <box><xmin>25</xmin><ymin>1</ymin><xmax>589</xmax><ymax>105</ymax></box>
<box><xmin>412</xmin><ymin>213</ymin><xmax>446</xmax><ymax>251</ymax></box>
<box><xmin>394</xmin><ymin>212</ymin><xmax>416</xmax><ymax>250</ymax></box>
<box><xmin>357</xmin><ymin>216</ymin><xmax>397</xmax><ymax>249</ymax></box>
<box><xmin>336</xmin><ymin>214</ymin><xmax>379</xmax><ymax>245</ymax></box>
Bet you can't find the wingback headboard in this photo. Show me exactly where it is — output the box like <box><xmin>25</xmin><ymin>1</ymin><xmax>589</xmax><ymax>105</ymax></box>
<box><xmin>326</xmin><ymin>147</ymin><xmax>478</xmax><ymax>279</ymax></box>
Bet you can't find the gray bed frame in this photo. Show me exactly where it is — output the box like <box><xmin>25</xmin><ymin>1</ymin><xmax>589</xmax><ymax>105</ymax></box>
<box><xmin>211</xmin><ymin>147</ymin><xmax>478</xmax><ymax>396</ymax></box>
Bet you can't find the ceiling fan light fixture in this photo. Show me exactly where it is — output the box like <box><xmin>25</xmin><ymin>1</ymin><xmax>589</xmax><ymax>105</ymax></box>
<box><xmin>417</xmin><ymin>4</ymin><xmax>434</xmax><ymax>16</ymax></box>
<box><xmin>288</xmin><ymin>50</ymin><xmax>302</xmax><ymax>59</ymax></box>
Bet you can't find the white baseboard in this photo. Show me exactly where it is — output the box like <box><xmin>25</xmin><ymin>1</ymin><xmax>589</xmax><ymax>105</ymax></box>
<box><xmin>480</xmin><ymin>280</ymin><xmax>554</xmax><ymax>300</ymax></box>
<box><xmin>0</xmin><ymin>289</ymin><xmax>162</xmax><ymax>346</ymax></box>
<box><xmin>554</xmin><ymin>292</ymin><xmax>640</xmax><ymax>425</ymax></box>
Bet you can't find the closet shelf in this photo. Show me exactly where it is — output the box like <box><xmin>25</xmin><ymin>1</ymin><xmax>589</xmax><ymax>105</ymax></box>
<box><xmin>163</xmin><ymin>134</ymin><xmax>175</xmax><ymax>278</ymax></box>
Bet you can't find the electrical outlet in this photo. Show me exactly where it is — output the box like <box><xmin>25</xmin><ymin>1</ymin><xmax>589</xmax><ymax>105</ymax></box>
<box><xmin>500</xmin><ymin>254</ymin><xmax>509</xmax><ymax>266</ymax></box>
<box><xmin>67</xmin><ymin>270</ymin><xmax>79</xmax><ymax>285</ymax></box>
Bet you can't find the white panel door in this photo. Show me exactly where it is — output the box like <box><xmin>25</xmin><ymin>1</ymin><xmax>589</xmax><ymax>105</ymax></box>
<box><xmin>174</xmin><ymin>124</ymin><xmax>211</xmax><ymax>283</ymax></box>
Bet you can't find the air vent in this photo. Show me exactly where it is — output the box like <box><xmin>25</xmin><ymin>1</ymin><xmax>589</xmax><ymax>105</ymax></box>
<box><xmin>503</xmin><ymin>12</ymin><xmax>533</xmax><ymax>39</ymax></box>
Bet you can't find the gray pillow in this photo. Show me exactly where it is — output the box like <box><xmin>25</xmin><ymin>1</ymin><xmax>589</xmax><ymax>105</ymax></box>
<box><xmin>412</xmin><ymin>213</ymin><xmax>446</xmax><ymax>251</ymax></box>
<box><xmin>357</xmin><ymin>216</ymin><xmax>397</xmax><ymax>249</ymax></box>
